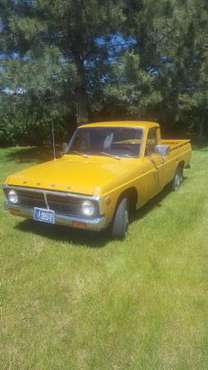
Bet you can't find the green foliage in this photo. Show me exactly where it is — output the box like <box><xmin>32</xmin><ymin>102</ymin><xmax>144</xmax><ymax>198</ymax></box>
<box><xmin>103</xmin><ymin>51</ymin><xmax>162</xmax><ymax>118</ymax></box>
<box><xmin>0</xmin><ymin>0</ymin><xmax>207</xmax><ymax>145</ymax></box>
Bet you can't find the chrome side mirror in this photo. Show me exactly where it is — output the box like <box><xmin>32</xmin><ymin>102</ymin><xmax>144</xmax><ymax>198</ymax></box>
<box><xmin>155</xmin><ymin>144</ymin><xmax>170</xmax><ymax>156</ymax></box>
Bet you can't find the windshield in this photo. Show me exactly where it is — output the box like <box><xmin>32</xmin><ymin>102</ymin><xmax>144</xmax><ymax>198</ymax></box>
<box><xmin>67</xmin><ymin>127</ymin><xmax>143</xmax><ymax>158</ymax></box>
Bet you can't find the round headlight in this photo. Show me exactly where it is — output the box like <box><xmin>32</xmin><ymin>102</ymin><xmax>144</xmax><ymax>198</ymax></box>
<box><xmin>81</xmin><ymin>200</ymin><xmax>96</xmax><ymax>217</ymax></box>
<box><xmin>8</xmin><ymin>190</ymin><xmax>18</xmax><ymax>204</ymax></box>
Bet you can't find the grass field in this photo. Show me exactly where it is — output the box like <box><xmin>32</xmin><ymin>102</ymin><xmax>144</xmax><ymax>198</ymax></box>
<box><xmin>0</xmin><ymin>147</ymin><xmax>208</xmax><ymax>370</ymax></box>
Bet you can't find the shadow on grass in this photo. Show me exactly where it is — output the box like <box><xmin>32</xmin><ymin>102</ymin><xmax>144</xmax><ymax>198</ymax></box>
<box><xmin>15</xmin><ymin>220</ymin><xmax>110</xmax><ymax>248</ymax></box>
<box><xmin>6</xmin><ymin>146</ymin><xmax>58</xmax><ymax>164</ymax></box>
<box><xmin>133</xmin><ymin>184</ymin><xmax>173</xmax><ymax>222</ymax></box>
<box><xmin>15</xmin><ymin>184</ymin><xmax>178</xmax><ymax>248</ymax></box>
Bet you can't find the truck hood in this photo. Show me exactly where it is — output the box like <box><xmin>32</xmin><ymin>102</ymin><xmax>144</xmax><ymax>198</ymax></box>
<box><xmin>5</xmin><ymin>155</ymin><xmax>139</xmax><ymax>196</ymax></box>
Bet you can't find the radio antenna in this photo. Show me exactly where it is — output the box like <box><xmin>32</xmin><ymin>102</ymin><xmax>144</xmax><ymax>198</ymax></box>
<box><xmin>51</xmin><ymin>121</ymin><xmax>56</xmax><ymax>160</ymax></box>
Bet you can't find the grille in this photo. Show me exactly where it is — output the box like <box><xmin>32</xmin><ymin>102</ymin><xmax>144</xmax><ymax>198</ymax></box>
<box><xmin>47</xmin><ymin>193</ymin><xmax>82</xmax><ymax>216</ymax></box>
<box><xmin>17</xmin><ymin>190</ymin><xmax>45</xmax><ymax>209</ymax></box>
<box><xmin>7</xmin><ymin>188</ymin><xmax>99</xmax><ymax>218</ymax></box>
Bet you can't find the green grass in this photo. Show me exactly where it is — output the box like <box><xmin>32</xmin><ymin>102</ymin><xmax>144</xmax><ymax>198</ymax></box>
<box><xmin>0</xmin><ymin>147</ymin><xmax>208</xmax><ymax>370</ymax></box>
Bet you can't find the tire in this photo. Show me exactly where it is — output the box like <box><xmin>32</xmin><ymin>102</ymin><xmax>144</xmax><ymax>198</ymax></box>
<box><xmin>111</xmin><ymin>198</ymin><xmax>129</xmax><ymax>239</ymax></box>
<box><xmin>172</xmin><ymin>165</ymin><xmax>184</xmax><ymax>191</ymax></box>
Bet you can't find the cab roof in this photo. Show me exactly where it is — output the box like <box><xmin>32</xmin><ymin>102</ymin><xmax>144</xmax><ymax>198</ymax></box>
<box><xmin>79</xmin><ymin>121</ymin><xmax>159</xmax><ymax>129</ymax></box>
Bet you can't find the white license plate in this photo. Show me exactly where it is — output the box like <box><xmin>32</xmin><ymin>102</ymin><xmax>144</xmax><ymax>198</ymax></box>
<box><xmin>33</xmin><ymin>208</ymin><xmax>55</xmax><ymax>224</ymax></box>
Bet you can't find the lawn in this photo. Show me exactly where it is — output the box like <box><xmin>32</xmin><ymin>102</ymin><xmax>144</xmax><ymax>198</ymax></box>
<box><xmin>0</xmin><ymin>147</ymin><xmax>208</xmax><ymax>370</ymax></box>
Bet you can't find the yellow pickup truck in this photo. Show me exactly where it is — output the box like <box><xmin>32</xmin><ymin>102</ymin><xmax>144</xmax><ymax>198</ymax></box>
<box><xmin>3</xmin><ymin>121</ymin><xmax>192</xmax><ymax>238</ymax></box>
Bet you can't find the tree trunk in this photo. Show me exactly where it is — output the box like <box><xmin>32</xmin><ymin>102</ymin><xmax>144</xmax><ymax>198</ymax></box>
<box><xmin>74</xmin><ymin>56</ymin><xmax>89</xmax><ymax>125</ymax></box>
<box><xmin>198</xmin><ymin>119</ymin><xmax>205</xmax><ymax>143</ymax></box>
<box><xmin>76</xmin><ymin>90</ymin><xmax>89</xmax><ymax>125</ymax></box>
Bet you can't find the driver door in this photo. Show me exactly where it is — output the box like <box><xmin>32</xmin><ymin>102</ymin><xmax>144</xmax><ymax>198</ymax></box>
<box><xmin>145</xmin><ymin>128</ymin><xmax>165</xmax><ymax>196</ymax></box>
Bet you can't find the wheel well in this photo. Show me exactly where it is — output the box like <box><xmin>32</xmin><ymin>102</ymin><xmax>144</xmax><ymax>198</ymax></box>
<box><xmin>117</xmin><ymin>188</ymin><xmax>138</xmax><ymax>215</ymax></box>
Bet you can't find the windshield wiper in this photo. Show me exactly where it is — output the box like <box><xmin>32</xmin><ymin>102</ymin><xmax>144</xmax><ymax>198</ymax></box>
<box><xmin>99</xmin><ymin>152</ymin><xmax>120</xmax><ymax>160</ymax></box>
<box><xmin>68</xmin><ymin>150</ymin><xmax>89</xmax><ymax>158</ymax></box>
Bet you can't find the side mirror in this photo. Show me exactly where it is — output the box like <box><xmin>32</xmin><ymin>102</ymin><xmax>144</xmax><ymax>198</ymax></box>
<box><xmin>155</xmin><ymin>144</ymin><xmax>170</xmax><ymax>156</ymax></box>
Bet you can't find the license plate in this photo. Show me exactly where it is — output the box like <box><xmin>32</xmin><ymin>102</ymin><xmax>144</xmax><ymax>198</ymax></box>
<box><xmin>33</xmin><ymin>208</ymin><xmax>55</xmax><ymax>224</ymax></box>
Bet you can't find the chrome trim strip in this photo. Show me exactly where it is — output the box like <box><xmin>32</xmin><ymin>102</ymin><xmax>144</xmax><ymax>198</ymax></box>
<box><xmin>5</xmin><ymin>202</ymin><xmax>106</xmax><ymax>231</ymax></box>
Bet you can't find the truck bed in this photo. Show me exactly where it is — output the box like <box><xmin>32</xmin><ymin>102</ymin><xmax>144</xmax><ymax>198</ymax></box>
<box><xmin>161</xmin><ymin>139</ymin><xmax>191</xmax><ymax>152</ymax></box>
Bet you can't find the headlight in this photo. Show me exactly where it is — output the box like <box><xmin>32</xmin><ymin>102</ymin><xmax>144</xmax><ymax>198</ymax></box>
<box><xmin>81</xmin><ymin>200</ymin><xmax>96</xmax><ymax>217</ymax></box>
<box><xmin>8</xmin><ymin>190</ymin><xmax>18</xmax><ymax>204</ymax></box>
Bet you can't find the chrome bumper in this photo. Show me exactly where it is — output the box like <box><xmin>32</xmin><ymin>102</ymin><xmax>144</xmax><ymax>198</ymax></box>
<box><xmin>5</xmin><ymin>202</ymin><xmax>107</xmax><ymax>232</ymax></box>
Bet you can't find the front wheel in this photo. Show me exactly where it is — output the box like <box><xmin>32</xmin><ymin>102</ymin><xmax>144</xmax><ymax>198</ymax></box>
<box><xmin>111</xmin><ymin>198</ymin><xmax>129</xmax><ymax>239</ymax></box>
<box><xmin>172</xmin><ymin>166</ymin><xmax>184</xmax><ymax>191</ymax></box>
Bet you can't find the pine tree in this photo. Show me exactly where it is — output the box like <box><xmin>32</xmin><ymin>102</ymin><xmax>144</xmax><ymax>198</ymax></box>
<box><xmin>0</xmin><ymin>0</ymin><xmax>124</xmax><ymax>125</ymax></box>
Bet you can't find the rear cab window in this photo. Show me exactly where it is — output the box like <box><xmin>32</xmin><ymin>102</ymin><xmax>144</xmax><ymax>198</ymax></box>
<box><xmin>145</xmin><ymin>128</ymin><xmax>158</xmax><ymax>156</ymax></box>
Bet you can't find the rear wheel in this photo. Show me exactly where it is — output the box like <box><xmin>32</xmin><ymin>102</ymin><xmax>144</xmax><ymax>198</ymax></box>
<box><xmin>172</xmin><ymin>165</ymin><xmax>184</xmax><ymax>191</ymax></box>
<box><xmin>111</xmin><ymin>198</ymin><xmax>129</xmax><ymax>239</ymax></box>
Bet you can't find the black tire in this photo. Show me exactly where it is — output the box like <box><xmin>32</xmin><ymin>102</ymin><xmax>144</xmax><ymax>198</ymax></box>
<box><xmin>171</xmin><ymin>165</ymin><xmax>184</xmax><ymax>191</ymax></box>
<box><xmin>111</xmin><ymin>198</ymin><xmax>129</xmax><ymax>239</ymax></box>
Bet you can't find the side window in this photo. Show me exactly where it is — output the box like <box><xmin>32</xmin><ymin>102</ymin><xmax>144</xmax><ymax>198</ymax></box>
<box><xmin>145</xmin><ymin>128</ymin><xmax>158</xmax><ymax>156</ymax></box>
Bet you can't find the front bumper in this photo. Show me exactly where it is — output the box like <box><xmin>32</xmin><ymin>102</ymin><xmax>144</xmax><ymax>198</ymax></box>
<box><xmin>5</xmin><ymin>202</ymin><xmax>107</xmax><ymax>232</ymax></box>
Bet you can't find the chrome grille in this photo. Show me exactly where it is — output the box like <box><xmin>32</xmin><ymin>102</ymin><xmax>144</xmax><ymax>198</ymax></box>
<box><xmin>5</xmin><ymin>188</ymin><xmax>99</xmax><ymax>218</ymax></box>
<box><xmin>47</xmin><ymin>193</ymin><xmax>82</xmax><ymax>216</ymax></box>
<box><xmin>13</xmin><ymin>189</ymin><xmax>45</xmax><ymax>209</ymax></box>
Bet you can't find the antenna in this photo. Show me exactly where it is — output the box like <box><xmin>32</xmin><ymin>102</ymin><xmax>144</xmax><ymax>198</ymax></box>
<box><xmin>51</xmin><ymin>121</ymin><xmax>56</xmax><ymax>160</ymax></box>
